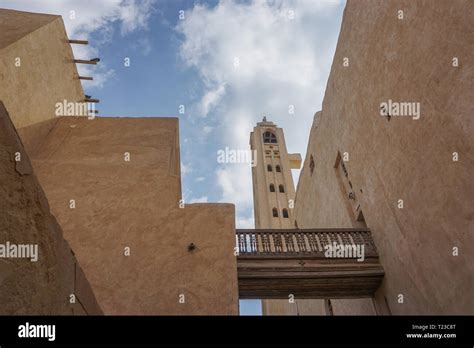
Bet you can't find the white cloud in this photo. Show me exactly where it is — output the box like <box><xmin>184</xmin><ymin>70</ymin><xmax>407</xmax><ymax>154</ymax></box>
<box><xmin>195</xmin><ymin>176</ymin><xmax>206</xmax><ymax>182</ymax></box>
<box><xmin>1</xmin><ymin>0</ymin><xmax>156</xmax><ymax>88</ymax></box>
<box><xmin>181</xmin><ymin>162</ymin><xmax>192</xmax><ymax>176</ymax></box>
<box><xmin>199</xmin><ymin>83</ymin><xmax>226</xmax><ymax>117</ymax></box>
<box><xmin>202</xmin><ymin>126</ymin><xmax>214</xmax><ymax>134</ymax></box>
<box><xmin>216</xmin><ymin>164</ymin><xmax>253</xmax><ymax>213</ymax></box>
<box><xmin>236</xmin><ymin>215</ymin><xmax>254</xmax><ymax>229</ymax></box>
<box><xmin>188</xmin><ymin>196</ymin><xmax>209</xmax><ymax>203</ymax></box>
<box><xmin>117</xmin><ymin>0</ymin><xmax>156</xmax><ymax>35</ymax></box>
<box><xmin>176</xmin><ymin>0</ymin><xmax>344</xmax><ymax>225</ymax></box>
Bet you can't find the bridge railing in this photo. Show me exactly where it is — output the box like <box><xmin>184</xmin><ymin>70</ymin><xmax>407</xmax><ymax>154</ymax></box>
<box><xmin>235</xmin><ymin>228</ymin><xmax>378</xmax><ymax>258</ymax></box>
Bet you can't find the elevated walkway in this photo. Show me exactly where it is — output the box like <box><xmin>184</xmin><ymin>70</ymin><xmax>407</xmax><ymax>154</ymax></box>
<box><xmin>236</xmin><ymin>228</ymin><xmax>384</xmax><ymax>299</ymax></box>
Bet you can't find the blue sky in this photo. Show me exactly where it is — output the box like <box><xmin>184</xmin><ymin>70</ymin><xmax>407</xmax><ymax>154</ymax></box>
<box><xmin>1</xmin><ymin>0</ymin><xmax>345</xmax><ymax>315</ymax></box>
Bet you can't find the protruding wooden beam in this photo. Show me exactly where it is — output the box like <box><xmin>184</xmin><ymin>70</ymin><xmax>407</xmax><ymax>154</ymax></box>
<box><xmin>69</xmin><ymin>39</ymin><xmax>89</xmax><ymax>45</ymax></box>
<box><xmin>74</xmin><ymin>59</ymin><xmax>97</xmax><ymax>65</ymax></box>
<box><xmin>238</xmin><ymin>258</ymin><xmax>385</xmax><ymax>299</ymax></box>
<box><xmin>78</xmin><ymin>76</ymin><xmax>93</xmax><ymax>81</ymax></box>
<box><xmin>85</xmin><ymin>99</ymin><xmax>100</xmax><ymax>103</ymax></box>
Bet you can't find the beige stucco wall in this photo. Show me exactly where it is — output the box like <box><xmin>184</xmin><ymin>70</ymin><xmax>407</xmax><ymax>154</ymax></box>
<box><xmin>0</xmin><ymin>9</ymin><xmax>84</xmax><ymax>131</ymax></box>
<box><xmin>27</xmin><ymin>116</ymin><xmax>238</xmax><ymax>315</ymax></box>
<box><xmin>0</xmin><ymin>102</ymin><xmax>102</xmax><ymax>315</ymax></box>
<box><xmin>294</xmin><ymin>0</ymin><xmax>473</xmax><ymax>314</ymax></box>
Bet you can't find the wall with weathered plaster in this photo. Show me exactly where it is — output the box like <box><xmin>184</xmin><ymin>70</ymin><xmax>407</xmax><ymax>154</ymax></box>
<box><xmin>294</xmin><ymin>0</ymin><xmax>474</xmax><ymax>314</ymax></box>
<box><xmin>27</xmin><ymin>116</ymin><xmax>238</xmax><ymax>315</ymax></box>
<box><xmin>0</xmin><ymin>102</ymin><xmax>102</xmax><ymax>315</ymax></box>
<box><xmin>0</xmin><ymin>8</ymin><xmax>238</xmax><ymax>315</ymax></box>
<box><xmin>0</xmin><ymin>9</ymin><xmax>84</xmax><ymax>135</ymax></box>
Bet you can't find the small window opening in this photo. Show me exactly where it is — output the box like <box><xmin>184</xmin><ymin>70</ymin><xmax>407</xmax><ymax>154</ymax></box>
<box><xmin>272</xmin><ymin>208</ymin><xmax>278</xmax><ymax>217</ymax></box>
<box><xmin>310</xmin><ymin>155</ymin><xmax>315</xmax><ymax>175</ymax></box>
<box><xmin>263</xmin><ymin>131</ymin><xmax>277</xmax><ymax>144</ymax></box>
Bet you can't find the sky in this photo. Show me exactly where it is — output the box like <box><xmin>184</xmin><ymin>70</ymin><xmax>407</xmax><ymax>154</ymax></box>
<box><xmin>1</xmin><ymin>0</ymin><xmax>346</xmax><ymax>315</ymax></box>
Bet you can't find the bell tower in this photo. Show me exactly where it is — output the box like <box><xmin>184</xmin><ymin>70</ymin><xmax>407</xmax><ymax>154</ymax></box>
<box><xmin>250</xmin><ymin>117</ymin><xmax>301</xmax><ymax>230</ymax></box>
<box><xmin>249</xmin><ymin>117</ymin><xmax>302</xmax><ymax>314</ymax></box>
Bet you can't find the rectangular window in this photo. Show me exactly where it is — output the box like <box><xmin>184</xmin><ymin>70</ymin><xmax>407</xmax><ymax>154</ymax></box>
<box><xmin>334</xmin><ymin>152</ymin><xmax>367</xmax><ymax>228</ymax></box>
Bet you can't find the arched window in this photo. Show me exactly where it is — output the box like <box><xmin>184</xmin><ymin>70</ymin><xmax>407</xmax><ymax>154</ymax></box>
<box><xmin>263</xmin><ymin>131</ymin><xmax>277</xmax><ymax>144</ymax></box>
<box><xmin>272</xmin><ymin>208</ymin><xmax>278</xmax><ymax>217</ymax></box>
<box><xmin>282</xmin><ymin>209</ymin><xmax>289</xmax><ymax>218</ymax></box>
<box><xmin>267</xmin><ymin>164</ymin><xmax>272</xmax><ymax>172</ymax></box>
<box><xmin>279</xmin><ymin>185</ymin><xmax>285</xmax><ymax>193</ymax></box>
<box><xmin>310</xmin><ymin>155</ymin><xmax>315</xmax><ymax>175</ymax></box>
<box><xmin>275</xmin><ymin>165</ymin><xmax>281</xmax><ymax>172</ymax></box>
<box><xmin>269</xmin><ymin>184</ymin><xmax>275</xmax><ymax>192</ymax></box>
